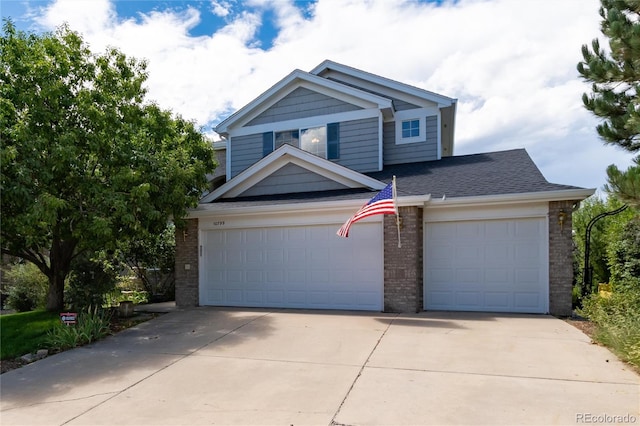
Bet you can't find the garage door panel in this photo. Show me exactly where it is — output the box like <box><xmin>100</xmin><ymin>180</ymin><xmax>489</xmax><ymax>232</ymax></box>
<box><xmin>456</xmin><ymin>291</ymin><xmax>481</xmax><ymax>307</ymax></box>
<box><xmin>425</xmin><ymin>218</ymin><xmax>547</xmax><ymax>313</ymax></box>
<box><xmin>201</xmin><ymin>223</ymin><xmax>382</xmax><ymax>310</ymax></box>
<box><xmin>515</xmin><ymin>292</ymin><xmax>540</xmax><ymax>308</ymax></box>
<box><xmin>484</xmin><ymin>292</ymin><xmax>510</xmax><ymax>308</ymax></box>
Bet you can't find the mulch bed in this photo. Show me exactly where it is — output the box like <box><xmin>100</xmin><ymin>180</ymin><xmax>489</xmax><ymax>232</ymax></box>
<box><xmin>1</xmin><ymin>311</ymin><xmax>162</xmax><ymax>375</ymax></box>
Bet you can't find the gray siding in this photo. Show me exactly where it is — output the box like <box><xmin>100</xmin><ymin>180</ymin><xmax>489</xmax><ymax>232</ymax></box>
<box><xmin>393</xmin><ymin>99</ymin><xmax>421</xmax><ymax>111</ymax></box>
<box><xmin>230</xmin><ymin>133</ymin><xmax>263</xmax><ymax>177</ymax></box>
<box><xmin>325</xmin><ymin>76</ymin><xmax>420</xmax><ymax>111</ymax></box>
<box><xmin>383</xmin><ymin>115</ymin><xmax>438</xmax><ymax>165</ymax></box>
<box><xmin>239</xmin><ymin>164</ymin><xmax>348</xmax><ymax>197</ymax></box>
<box><xmin>246</xmin><ymin>87</ymin><xmax>362</xmax><ymax>126</ymax></box>
<box><xmin>334</xmin><ymin>117</ymin><xmax>379</xmax><ymax>173</ymax></box>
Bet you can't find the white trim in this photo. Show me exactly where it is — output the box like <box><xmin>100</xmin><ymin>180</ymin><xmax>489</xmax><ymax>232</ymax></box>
<box><xmin>228</xmin><ymin>108</ymin><xmax>380</xmax><ymax>138</ymax></box>
<box><xmin>310</xmin><ymin>60</ymin><xmax>457</xmax><ymax>107</ymax></box>
<box><xmin>436</xmin><ymin>109</ymin><xmax>442</xmax><ymax>160</ymax></box>
<box><xmin>191</xmin><ymin>194</ymin><xmax>431</xmax><ymax>219</ymax></box>
<box><xmin>396</xmin><ymin>117</ymin><xmax>425</xmax><ymax>145</ymax></box>
<box><xmin>393</xmin><ymin>109</ymin><xmax>438</xmax><ymax>145</ymax></box>
<box><xmin>427</xmin><ymin>188</ymin><xmax>595</xmax><ymax>208</ymax></box>
<box><xmin>215</xmin><ymin>70</ymin><xmax>393</xmax><ymax>135</ymax></box>
<box><xmin>378</xmin><ymin>111</ymin><xmax>384</xmax><ymax>171</ymax></box>
<box><xmin>225</xmin><ymin>139</ymin><xmax>232</xmax><ymax>181</ymax></box>
<box><xmin>200</xmin><ymin>144</ymin><xmax>387</xmax><ymax>202</ymax></box>
<box><xmin>424</xmin><ymin>202</ymin><xmax>549</xmax><ymax>222</ymax></box>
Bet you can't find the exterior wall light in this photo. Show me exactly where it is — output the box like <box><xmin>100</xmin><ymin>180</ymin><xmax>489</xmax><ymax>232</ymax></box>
<box><xmin>558</xmin><ymin>209</ymin><xmax>567</xmax><ymax>232</ymax></box>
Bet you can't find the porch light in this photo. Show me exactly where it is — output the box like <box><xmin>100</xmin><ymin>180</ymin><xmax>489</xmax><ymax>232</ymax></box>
<box><xmin>558</xmin><ymin>209</ymin><xmax>567</xmax><ymax>232</ymax></box>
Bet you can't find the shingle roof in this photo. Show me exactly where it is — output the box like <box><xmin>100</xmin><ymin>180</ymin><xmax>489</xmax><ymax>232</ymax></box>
<box><xmin>205</xmin><ymin>149</ymin><xmax>584</xmax><ymax>208</ymax></box>
<box><xmin>370</xmin><ymin>149</ymin><xmax>582</xmax><ymax>199</ymax></box>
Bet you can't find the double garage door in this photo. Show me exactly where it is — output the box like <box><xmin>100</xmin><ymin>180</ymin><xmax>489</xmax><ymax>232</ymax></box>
<box><xmin>199</xmin><ymin>216</ymin><xmax>548</xmax><ymax>313</ymax></box>
<box><xmin>200</xmin><ymin>222</ymin><xmax>383</xmax><ymax>311</ymax></box>
<box><xmin>425</xmin><ymin>217</ymin><xmax>548</xmax><ymax>313</ymax></box>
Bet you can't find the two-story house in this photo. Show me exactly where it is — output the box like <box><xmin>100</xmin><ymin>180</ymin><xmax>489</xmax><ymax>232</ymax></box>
<box><xmin>175</xmin><ymin>60</ymin><xmax>594</xmax><ymax>316</ymax></box>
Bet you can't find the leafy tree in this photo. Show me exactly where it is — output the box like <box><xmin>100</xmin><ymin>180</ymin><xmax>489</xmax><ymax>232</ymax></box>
<box><xmin>578</xmin><ymin>0</ymin><xmax>640</xmax><ymax>205</ymax></box>
<box><xmin>0</xmin><ymin>21</ymin><xmax>215</xmax><ymax>311</ymax></box>
<box><xmin>119</xmin><ymin>223</ymin><xmax>176</xmax><ymax>302</ymax></box>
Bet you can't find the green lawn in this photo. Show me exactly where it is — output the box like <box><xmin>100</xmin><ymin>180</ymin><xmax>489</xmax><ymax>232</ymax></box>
<box><xmin>0</xmin><ymin>310</ymin><xmax>61</xmax><ymax>359</ymax></box>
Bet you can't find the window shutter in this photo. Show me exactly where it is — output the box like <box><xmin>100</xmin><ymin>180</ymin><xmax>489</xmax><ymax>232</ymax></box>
<box><xmin>263</xmin><ymin>132</ymin><xmax>274</xmax><ymax>157</ymax></box>
<box><xmin>327</xmin><ymin>123</ymin><xmax>339</xmax><ymax>159</ymax></box>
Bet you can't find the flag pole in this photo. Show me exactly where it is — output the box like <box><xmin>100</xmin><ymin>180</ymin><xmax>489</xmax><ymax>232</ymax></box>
<box><xmin>393</xmin><ymin>176</ymin><xmax>401</xmax><ymax>248</ymax></box>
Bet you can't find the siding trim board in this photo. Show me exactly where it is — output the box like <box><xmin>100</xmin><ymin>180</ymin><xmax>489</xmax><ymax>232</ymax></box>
<box><xmin>229</xmin><ymin>108</ymin><xmax>381</xmax><ymax>138</ymax></box>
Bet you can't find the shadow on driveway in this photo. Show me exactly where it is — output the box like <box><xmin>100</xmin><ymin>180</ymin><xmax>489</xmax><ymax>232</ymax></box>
<box><xmin>0</xmin><ymin>307</ymin><xmax>276</xmax><ymax>409</ymax></box>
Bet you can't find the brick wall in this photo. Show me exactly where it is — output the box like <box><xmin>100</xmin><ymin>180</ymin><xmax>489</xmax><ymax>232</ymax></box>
<box><xmin>383</xmin><ymin>207</ymin><xmax>423</xmax><ymax>312</ymax></box>
<box><xmin>548</xmin><ymin>201</ymin><xmax>576</xmax><ymax>316</ymax></box>
<box><xmin>175</xmin><ymin>218</ymin><xmax>199</xmax><ymax>307</ymax></box>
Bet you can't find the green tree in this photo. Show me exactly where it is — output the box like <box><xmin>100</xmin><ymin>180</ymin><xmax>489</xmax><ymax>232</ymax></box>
<box><xmin>573</xmin><ymin>195</ymin><xmax>634</xmax><ymax>294</ymax></box>
<box><xmin>577</xmin><ymin>0</ymin><xmax>640</xmax><ymax>205</ymax></box>
<box><xmin>0</xmin><ymin>21</ymin><xmax>215</xmax><ymax>311</ymax></box>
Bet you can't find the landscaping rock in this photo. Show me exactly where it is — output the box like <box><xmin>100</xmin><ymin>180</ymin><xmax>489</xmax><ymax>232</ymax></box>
<box><xmin>20</xmin><ymin>349</ymin><xmax>48</xmax><ymax>364</ymax></box>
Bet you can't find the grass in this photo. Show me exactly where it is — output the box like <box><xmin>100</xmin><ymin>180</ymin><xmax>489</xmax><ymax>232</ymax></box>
<box><xmin>0</xmin><ymin>310</ymin><xmax>61</xmax><ymax>359</ymax></box>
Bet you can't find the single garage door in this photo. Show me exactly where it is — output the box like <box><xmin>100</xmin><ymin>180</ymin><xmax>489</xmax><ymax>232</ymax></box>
<box><xmin>424</xmin><ymin>218</ymin><xmax>548</xmax><ymax>313</ymax></box>
<box><xmin>200</xmin><ymin>222</ymin><xmax>383</xmax><ymax>310</ymax></box>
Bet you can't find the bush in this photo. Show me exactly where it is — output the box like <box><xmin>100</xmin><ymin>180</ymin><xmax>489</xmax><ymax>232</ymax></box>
<box><xmin>46</xmin><ymin>306</ymin><xmax>112</xmax><ymax>351</ymax></box>
<box><xmin>65</xmin><ymin>255</ymin><xmax>118</xmax><ymax>310</ymax></box>
<box><xmin>3</xmin><ymin>262</ymin><xmax>48</xmax><ymax>312</ymax></box>
<box><xmin>120</xmin><ymin>224</ymin><xmax>175</xmax><ymax>302</ymax></box>
<box><xmin>579</xmin><ymin>288</ymin><xmax>640</xmax><ymax>368</ymax></box>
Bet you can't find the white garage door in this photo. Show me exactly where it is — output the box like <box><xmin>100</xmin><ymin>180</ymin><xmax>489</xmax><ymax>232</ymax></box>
<box><xmin>200</xmin><ymin>223</ymin><xmax>383</xmax><ymax>310</ymax></box>
<box><xmin>425</xmin><ymin>218</ymin><xmax>548</xmax><ymax>313</ymax></box>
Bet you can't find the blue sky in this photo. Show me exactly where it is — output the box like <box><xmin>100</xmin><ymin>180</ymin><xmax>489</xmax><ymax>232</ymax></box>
<box><xmin>1</xmin><ymin>0</ymin><xmax>634</xmax><ymax>191</ymax></box>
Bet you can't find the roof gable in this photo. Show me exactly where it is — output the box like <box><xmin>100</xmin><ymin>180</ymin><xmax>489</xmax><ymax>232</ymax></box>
<box><xmin>310</xmin><ymin>60</ymin><xmax>457</xmax><ymax>108</ymax></box>
<box><xmin>214</xmin><ymin>69</ymin><xmax>393</xmax><ymax>137</ymax></box>
<box><xmin>201</xmin><ymin>144</ymin><xmax>386</xmax><ymax>202</ymax></box>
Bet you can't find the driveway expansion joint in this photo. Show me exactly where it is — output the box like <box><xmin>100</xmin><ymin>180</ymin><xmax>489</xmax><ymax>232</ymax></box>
<box><xmin>329</xmin><ymin>312</ymin><xmax>399</xmax><ymax>425</ymax></box>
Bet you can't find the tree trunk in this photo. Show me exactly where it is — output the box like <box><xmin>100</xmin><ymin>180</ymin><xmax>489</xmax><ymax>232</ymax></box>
<box><xmin>45</xmin><ymin>236</ymin><xmax>77</xmax><ymax>311</ymax></box>
<box><xmin>46</xmin><ymin>272</ymin><xmax>65</xmax><ymax>311</ymax></box>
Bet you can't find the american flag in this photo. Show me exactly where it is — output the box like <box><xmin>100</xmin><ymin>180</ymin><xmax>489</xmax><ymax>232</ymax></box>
<box><xmin>337</xmin><ymin>180</ymin><xmax>397</xmax><ymax>237</ymax></box>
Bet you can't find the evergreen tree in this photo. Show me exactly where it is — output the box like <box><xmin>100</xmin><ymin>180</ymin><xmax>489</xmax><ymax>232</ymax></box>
<box><xmin>578</xmin><ymin>0</ymin><xmax>640</xmax><ymax>205</ymax></box>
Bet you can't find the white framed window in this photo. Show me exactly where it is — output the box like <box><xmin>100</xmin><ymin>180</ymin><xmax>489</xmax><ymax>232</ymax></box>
<box><xmin>265</xmin><ymin>123</ymin><xmax>339</xmax><ymax>159</ymax></box>
<box><xmin>300</xmin><ymin>126</ymin><xmax>327</xmax><ymax>158</ymax></box>
<box><xmin>275</xmin><ymin>129</ymin><xmax>299</xmax><ymax>149</ymax></box>
<box><xmin>395</xmin><ymin>111</ymin><xmax>426</xmax><ymax>144</ymax></box>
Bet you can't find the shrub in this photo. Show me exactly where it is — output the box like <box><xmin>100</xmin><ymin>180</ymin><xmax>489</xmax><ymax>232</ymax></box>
<box><xmin>46</xmin><ymin>306</ymin><xmax>112</xmax><ymax>351</ymax></box>
<box><xmin>4</xmin><ymin>262</ymin><xmax>48</xmax><ymax>312</ymax></box>
<box><xmin>120</xmin><ymin>224</ymin><xmax>176</xmax><ymax>302</ymax></box>
<box><xmin>65</xmin><ymin>255</ymin><xmax>118</xmax><ymax>310</ymax></box>
<box><xmin>579</xmin><ymin>288</ymin><xmax>640</xmax><ymax>368</ymax></box>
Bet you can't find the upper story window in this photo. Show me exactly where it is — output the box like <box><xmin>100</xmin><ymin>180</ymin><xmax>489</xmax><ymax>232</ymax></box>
<box><xmin>402</xmin><ymin>119</ymin><xmax>420</xmax><ymax>138</ymax></box>
<box><xmin>275</xmin><ymin>130</ymin><xmax>299</xmax><ymax>149</ymax></box>
<box><xmin>395</xmin><ymin>110</ymin><xmax>428</xmax><ymax>145</ymax></box>
<box><xmin>301</xmin><ymin>126</ymin><xmax>327</xmax><ymax>158</ymax></box>
<box><xmin>264</xmin><ymin>123</ymin><xmax>339</xmax><ymax>159</ymax></box>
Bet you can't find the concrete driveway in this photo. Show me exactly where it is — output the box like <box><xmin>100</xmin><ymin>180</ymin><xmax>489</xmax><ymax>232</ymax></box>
<box><xmin>1</xmin><ymin>308</ymin><xmax>638</xmax><ymax>425</ymax></box>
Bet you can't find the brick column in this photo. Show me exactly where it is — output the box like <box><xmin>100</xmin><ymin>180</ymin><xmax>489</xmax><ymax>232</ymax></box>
<box><xmin>548</xmin><ymin>201</ymin><xmax>576</xmax><ymax>316</ymax></box>
<box><xmin>175</xmin><ymin>218</ymin><xmax>199</xmax><ymax>307</ymax></box>
<box><xmin>383</xmin><ymin>207</ymin><xmax>423</xmax><ymax>312</ymax></box>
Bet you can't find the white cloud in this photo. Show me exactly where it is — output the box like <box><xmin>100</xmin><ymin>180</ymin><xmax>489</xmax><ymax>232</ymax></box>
<box><xmin>210</xmin><ymin>1</ymin><xmax>232</xmax><ymax>18</ymax></box>
<box><xmin>27</xmin><ymin>0</ymin><xmax>631</xmax><ymax>190</ymax></box>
